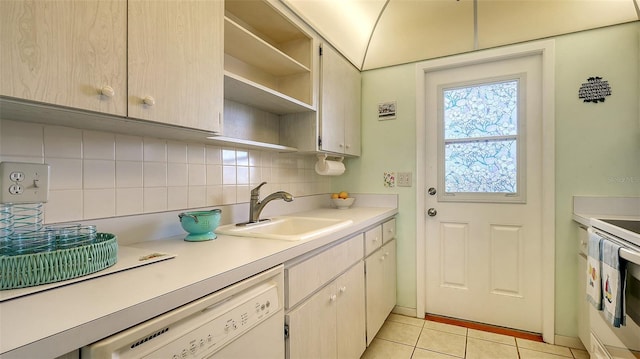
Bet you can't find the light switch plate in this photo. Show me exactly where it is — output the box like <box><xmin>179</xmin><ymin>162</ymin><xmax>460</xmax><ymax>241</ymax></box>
<box><xmin>0</xmin><ymin>162</ymin><xmax>50</xmax><ymax>204</ymax></box>
<box><xmin>397</xmin><ymin>172</ymin><xmax>412</xmax><ymax>187</ymax></box>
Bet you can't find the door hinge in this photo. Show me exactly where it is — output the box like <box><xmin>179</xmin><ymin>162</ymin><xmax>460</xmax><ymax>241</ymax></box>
<box><xmin>284</xmin><ymin>324</ymin><xmax>290</xmax><ymax>339</ymax></box>
<box><xmin>319</xmin><ymin>45</ymin><xmax>323</xmax><ymax>56</ymax></box>
<box><xmin>318</xmin><ymin>136</ymin><xmax>322</xmax><ymax>147</ymax></box>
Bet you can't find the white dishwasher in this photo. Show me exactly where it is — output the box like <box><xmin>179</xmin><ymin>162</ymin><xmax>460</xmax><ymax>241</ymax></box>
<box><xmin>81</xmin><ymin>265</ymin><xmax>284</xmax><ymax>359</ymax></box>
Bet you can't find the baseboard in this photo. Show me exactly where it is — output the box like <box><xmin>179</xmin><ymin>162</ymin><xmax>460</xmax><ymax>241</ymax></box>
<box><xmin>392</xmin><ymin>305</ymin><xmax>417</xmax><ymax>318</ymax></box>
<box><xmin>554</xmin><ymin>335</ymin><xmax>586</xmax><ymax>350</ymax></box>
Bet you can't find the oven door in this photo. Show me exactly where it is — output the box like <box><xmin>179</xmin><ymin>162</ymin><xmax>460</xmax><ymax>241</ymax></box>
<box><xmin>588</xmin><ymin>231</ymin><xmax>640</xmax><ymax>359</ymax></box>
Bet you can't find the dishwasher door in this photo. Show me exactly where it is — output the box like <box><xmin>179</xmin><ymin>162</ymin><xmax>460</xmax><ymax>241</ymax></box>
<box><xmin>82</xmin><ymin>266</ymin><xmax>284</xmax><ymax>359</ymax></box>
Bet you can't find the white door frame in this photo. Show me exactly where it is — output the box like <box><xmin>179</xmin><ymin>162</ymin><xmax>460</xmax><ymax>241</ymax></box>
<box><xmin>415</xmin><ymin>40</ymin><xmax>556</xmax><ymax>343</ymax></box>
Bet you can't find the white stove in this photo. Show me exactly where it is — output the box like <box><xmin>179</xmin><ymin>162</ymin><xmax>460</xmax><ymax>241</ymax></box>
<box><xmin>587</xmin><ymin>217</ymin><xmax>640</xmax><ymax>359</ymax></box>
<box><xmin>591</xmin><ymin>218</ymin><xmax>640</xmax><ymax>247</ymax></box>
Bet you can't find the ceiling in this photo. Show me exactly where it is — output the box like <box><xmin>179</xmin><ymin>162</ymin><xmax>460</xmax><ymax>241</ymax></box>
<box><xmin>282</xmin><ymin>0</ymin><xmax>640</xmax><ymax>70</ymax></box>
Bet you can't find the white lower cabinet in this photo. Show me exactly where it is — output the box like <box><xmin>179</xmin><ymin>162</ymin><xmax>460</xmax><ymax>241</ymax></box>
<box><xmin>365</xmin><ymin>239</ymin><xmax>397</xmax><ymax>345</ymax></box>
<box><xmin>285</xmin><ymin>217</ymin><xmax>397</xmax><ymax>358</ymax></box>
<box><xmin>286</xmin><ymin>261</ymin><xmax>366</xmax><ymax>359</ymax></box>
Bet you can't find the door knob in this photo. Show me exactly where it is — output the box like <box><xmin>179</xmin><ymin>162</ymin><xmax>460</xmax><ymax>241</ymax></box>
<box><xmin>427</xmin><ymin>208</ymin><xmax>437</xmax><ymax>217</ymax></box>
<box><xmin>428</xmin><ymin>187</ymin><xmax>437</xmax><ymax>195</ymax></box>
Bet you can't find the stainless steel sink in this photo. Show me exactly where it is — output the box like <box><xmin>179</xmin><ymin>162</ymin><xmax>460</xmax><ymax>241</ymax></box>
<box><xmin>215</xmin><ymin>216</ymin><xmax>353</xmax><ymax>241</ymax></box>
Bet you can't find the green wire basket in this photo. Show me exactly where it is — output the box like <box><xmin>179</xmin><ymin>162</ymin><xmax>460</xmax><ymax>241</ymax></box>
<box><xmin>0</xmin><ymin>233</ymin><xmax>118</xmax><ymax>290</ymax></box>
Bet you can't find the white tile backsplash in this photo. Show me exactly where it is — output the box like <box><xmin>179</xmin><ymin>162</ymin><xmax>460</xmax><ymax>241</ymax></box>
<box><xmin>116</xmin><ymin>161</ymin><xmax>144</xmax><ymax>188</ymax></box>
<box><xmin>167</xmin><ymin>186</ymin><xmax>188</xmax><ymax>210</ymax></box>
<box><xmin>1</xmin><ymin>121</ymin><xmax>44</xmax><ymax>158</ymax></box>
<box><xmin>143</xmin><ymin>162</ymin><xmax>167</xmax><ymax>187</ymax></box>
<box><xmin>187</xmin><ymin>143</ymin><xmax>205</xmax><ymax>164</ymax></box>
<box><xmin>47</xmin><ymin>158</ymin><xmax>83</xmax><ymax>190</ymax></box>
<box><xmin>44</xmin><ymin>126</ymin><xmax>82</xmax><ymax>158</ymax></box>
<box><xmin>143</xmin><ymin>137</ymin><xmax>167</xmax><ymax>162</ymax></box>
<box><xmin>1</xmin><ymin>119</ymin><xmax>332</xmax><ymax>223</ymax></box>
<box><xmin>83</xmin><ymin>159</ymin><xmax>116</xmax><ymax>189</ymax></box>
<box><xmin>84</xmin><ymin>188</ymin><xmax>116</xmax><ymax>219</ymax></box>
<box><xmin>116</xmin><ymin>188</ymin><xmax>144</xmax><ymax>216</ymax></box>
<box><xmin>115</xmin><ymin>135</ymin><xmax>143</xmax><ymax>161</ymax></box>
<box><xmin>144</xmin><ymin>187</ymin><xmax>168</xmax><ymax>213</ymax></box>
<box><xmin>167</xmin><ymin>141</ymin><xmax>187</xmax><ymax>163</ymax></box>
<box><xmin>84</xmin><ymin>131</ymin><xmax>116</xmax><ymax>160</ymax></box>
<box><xmin>187</xmin><ymin>163</ymin><xmax>206</xmax><ymax>186</ymax></box>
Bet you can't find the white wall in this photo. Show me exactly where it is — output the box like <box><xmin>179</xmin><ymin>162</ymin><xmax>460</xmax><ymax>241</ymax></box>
<box><xmin>337</xmin><ymin>21</ymin><xmax>640</xmax><ymax>337</ymax></box>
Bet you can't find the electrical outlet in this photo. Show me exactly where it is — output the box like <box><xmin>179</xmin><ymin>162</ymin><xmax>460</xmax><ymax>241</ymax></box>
<box><xmin>397</xmin><ymin>172</ymin><xmax>412</xmax><ymax>187</ymax></box>
<box><xmin>0</xmin><ymin>162</ymin><xmax>50</xmax><ymax>204</ymax></box>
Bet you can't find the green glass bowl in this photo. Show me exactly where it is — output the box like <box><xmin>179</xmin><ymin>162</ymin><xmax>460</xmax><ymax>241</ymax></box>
<box><xmin>178</xmin><ymin>209</ymin><xmax>221</xmax><ymax>242</ymax></box>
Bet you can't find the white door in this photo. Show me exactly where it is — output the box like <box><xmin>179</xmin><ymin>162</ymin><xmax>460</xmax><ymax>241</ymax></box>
<box><xmin>424</xmin><ymin>54</ymin><xmax>543</xmax><ymax>332</ymax></box>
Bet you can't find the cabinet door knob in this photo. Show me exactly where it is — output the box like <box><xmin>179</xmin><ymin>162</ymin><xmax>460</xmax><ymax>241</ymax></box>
<box><xmin>143</xmin><ymin>96</ymin><xmax>156</xmax><ymax>106</ymax></box>
<box><xmin>99</xmin><ymin>85</ymin><xmax>115</xmax><ymax>98</ymax></box>
<box><xmin>329</xmin><ymin>294</ymin><xmax>337</xmax><ymax>302</ymax></box>
<box><xmin>339</xmin><ymin>286</ymin><xmax>347</xmax><ymax>293</ymax></box>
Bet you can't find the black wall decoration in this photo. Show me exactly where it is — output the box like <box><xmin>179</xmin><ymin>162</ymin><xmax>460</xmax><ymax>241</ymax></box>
<box><xmin>578</xmin><ymin>76</ymin><xmax>612</xmax><ymax>103</ymax></box>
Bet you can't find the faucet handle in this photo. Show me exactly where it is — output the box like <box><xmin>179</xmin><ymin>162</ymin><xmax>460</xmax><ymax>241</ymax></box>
<box><xmin>251</xmin><ymin>182</ymin><xmax>267</xmax><ymax>196</ymax></box>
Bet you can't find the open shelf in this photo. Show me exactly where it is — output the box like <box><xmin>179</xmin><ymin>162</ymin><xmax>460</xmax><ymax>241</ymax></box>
<box><xmin>225</xmin><ymin>17</ymin><xmax>309</xmax><ymax>77</ymax></box>
<box><xmin>206</xmin><ymin>135</ymin><xmax>298</xmax><ymax>152</ymax></box>
<box><xmin>224</xmin><ymin>72</ymin><xmax>314</xmax><ymax>115</ymax></box>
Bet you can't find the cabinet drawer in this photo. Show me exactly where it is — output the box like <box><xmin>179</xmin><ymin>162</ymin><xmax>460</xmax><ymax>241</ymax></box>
<box><xmin>364</xmin><ymin>226</ymin><xmax>382</xmax><ymax>257</ymax></box>
<box><xmin>286</xmin><ymin>234</ymin><xmax>364</xmax><ymax>308</ymax></box>
<box><xmin>382</xmin><ymin>218</ymin><xmax>396</xmax><ymax>243</ymax></box>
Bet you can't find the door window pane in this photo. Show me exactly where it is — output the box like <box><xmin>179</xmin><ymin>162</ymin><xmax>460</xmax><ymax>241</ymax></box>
<box><xmin>444</xmin><ymin>139</ymin><xmax>517</xmax><ymax>193</ymax></box>
<box><xmin>441</xmin><ymin>79</ymin><xmax>522</xmax><ymax>198</ymax></box>
<box><xmin>444</xmin><ymin>81</ymin><xmax>518</xmax><ymax>138</ymax></box>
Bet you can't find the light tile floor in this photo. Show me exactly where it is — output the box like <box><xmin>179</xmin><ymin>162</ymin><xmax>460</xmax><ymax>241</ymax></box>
<box><xmin>361</xmin><ymin>314</ymin><xmax>590</xmax><ymax>359</ymax></box>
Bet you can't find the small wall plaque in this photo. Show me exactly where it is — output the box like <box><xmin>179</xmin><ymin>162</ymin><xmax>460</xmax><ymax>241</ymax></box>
<box><xmin>378</xmin><ymin>101</ymin><xmax>397</xmax><ymax>120</ymax></box>
<box><xmin>578</xmin><ymin>76</ymin><xmax>611</xmax><ymax>103</ymax></box>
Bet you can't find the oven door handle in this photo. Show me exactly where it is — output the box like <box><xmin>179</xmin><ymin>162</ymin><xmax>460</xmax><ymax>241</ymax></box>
<box><xmin>621</xmin><ymin>248</ymin><xmax>640</xmax><ymax>266</ymax></box>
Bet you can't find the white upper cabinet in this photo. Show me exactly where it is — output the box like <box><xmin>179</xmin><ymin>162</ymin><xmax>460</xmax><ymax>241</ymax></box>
<box><xmin>223</xmin><ymin>0</ymin><xmax>316</xmax><ymax>115</ymax></box>
<box><xmin>128</xmin><ymin>0</ymin><xmax>223</xmax><ymax>133</ymax></box>
<box><xmin>280</xmin><ymin>43</ymin><xmax>361</xmax><ymax>156</ymax></box>
<box><xmin>1</xmin><ymin>0</ymin><xmax>223</xmax><ymax>134</ymax></box>
<box><xmin>0</xmin><ymin>1</ymin><xmax>127</xmax><ymax>116</ymax></box>
<box><xmin>320</xmin><ymin>44</ymin><xmax>361</xmax><ymax>156</ymax></box>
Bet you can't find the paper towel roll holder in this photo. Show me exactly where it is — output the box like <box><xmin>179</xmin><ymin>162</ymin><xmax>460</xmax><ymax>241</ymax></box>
<box><xmin>316</xmin><ymin>153</ymin><xmax>344</xmax><ymax>165</ymax></box>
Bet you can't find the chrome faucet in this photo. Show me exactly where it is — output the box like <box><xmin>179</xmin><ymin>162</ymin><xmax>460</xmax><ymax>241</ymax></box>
<box><xmin>239</xmin><ymin>182</ymin><xmax>294</xmax><ymax>225</ymax></box>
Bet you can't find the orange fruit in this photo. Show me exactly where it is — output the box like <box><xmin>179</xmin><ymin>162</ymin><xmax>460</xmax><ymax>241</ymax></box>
<box><xmin>338</xmin><ymin>191</ymin><xmax>348</xmax><ymax>199</ymax></box>
<box><xmin>331</xmin><ymin>193</ymin><xmax>339</xmax><ymax>199</ymax></box>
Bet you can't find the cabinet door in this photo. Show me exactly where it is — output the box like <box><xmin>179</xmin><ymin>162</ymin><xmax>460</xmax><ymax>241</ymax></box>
<box><xmin>343</xmin><ymin>56</ymin><xmax>361</xmax><ymax>156</ymax></box>
<box><xmin>0</xmin><ymin>1</ymin><xmax>127</xmax><ymax>115</ymax></box>
<box><xmin>319</xmin><ymin>44</ymin><xmax>344</xmax><ymax>154</ymax></box>
<box><xmin>365</xmin><ymin>248</ymin><xmax>386</xmax><ymax>345</ymax></box>
<box><xmin>336</xmin><ymin>262</ymin><xmax>366</xmax><ymax>359</ymax></box>
<box><xmin>383</xmin><ymin>240</ymin><xmax>397</xmax><ymax>315</ymax></box>
<box><xmin>320</xmin><ymin>44</ymin><xmax>361</xmax><ymax>156</ymax></box>
<box><xmin>286</xmin><ymin>283</ymin><xmax>337</xmax><ymax>359</ymax></box>
<box><xmin>128</xmin><ymin>0</ymin><xmax>223</xmax><ymax>133</ymax></box>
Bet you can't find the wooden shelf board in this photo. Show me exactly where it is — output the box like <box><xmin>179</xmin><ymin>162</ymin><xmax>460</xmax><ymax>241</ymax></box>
<box><xmin>224</xmin><ymin>17</ymin><xmax>310</xmax><ymax>76</ymax></box>
<box><xmin>224</xmin><ymin>72</ymin><xmax>314</xmax><ymax>115</ymax></box>
<box><xmin>206</xmin><ymin>136</ymin><xmax>298</xmax><ymax>152</ymax></box>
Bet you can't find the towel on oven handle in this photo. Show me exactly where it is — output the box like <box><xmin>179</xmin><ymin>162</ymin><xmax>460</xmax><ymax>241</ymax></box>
<box><xmin>586</xmin><ymin>228</ymin><xmax>603</xmax><ymax>310</ymax></box>
<box><xmin>601</xmin><ymin>238</ymin><xmax>627</xmax><ymax>327</ymax></box>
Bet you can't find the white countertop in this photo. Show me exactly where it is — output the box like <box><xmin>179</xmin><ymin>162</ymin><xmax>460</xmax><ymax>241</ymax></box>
<box><xmin>0</xmin><ymin>206</ymin><xmax>397</xmax><ymax>358</ymax></box>
<box><xmin>572</xmin><ymin>196</ymin><xmax>640</xmax><ymax>226</ymax></box>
